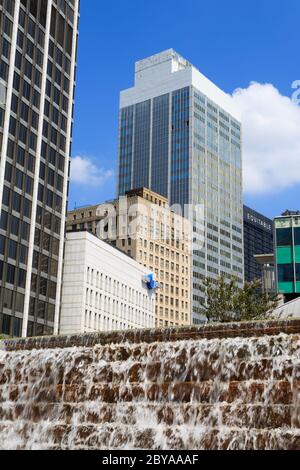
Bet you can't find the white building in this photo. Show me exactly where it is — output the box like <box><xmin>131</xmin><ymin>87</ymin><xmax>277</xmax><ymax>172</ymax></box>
<box><xmin>60</xmin><ymin>232</ymin><xmax>156</xmax><ymax>334</ymax></box>
<box><xmin>117</xmin><ymin>50</ymin><xmax>243</xmax><ymax>324</ymax></box>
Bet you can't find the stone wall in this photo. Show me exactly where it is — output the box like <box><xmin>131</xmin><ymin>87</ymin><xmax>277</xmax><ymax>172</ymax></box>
<box><xmin>2</xmin><ymin>319</ymin><xmax>300</xmax><ymax>351</ymax></box>
<box><xmin>1</xmin><ymin>319</ymin><xmax>300</xmax><ymax>450</ymax></box>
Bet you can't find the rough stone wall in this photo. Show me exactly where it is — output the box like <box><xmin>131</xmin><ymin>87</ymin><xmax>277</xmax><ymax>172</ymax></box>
<box><xmin>0</xmin><ymin>320</ymin><xmax>300</xmax><ymax>450</ymax></box>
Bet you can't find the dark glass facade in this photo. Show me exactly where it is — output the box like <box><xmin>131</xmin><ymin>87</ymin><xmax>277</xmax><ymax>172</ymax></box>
<box><xmin>0</xmin><ymin>0</ymin><xmax>79</xmax><ymax>337</ymax></box>
<box><xmin>118</xmin><ymin>105</ymin><xmax>134</xmax><ymax>196</ymax></box>
<box><xmin>170</xmin><ymin>87</ymin><xmax>190</xmax><ymax>206</ymax></box>
<box><xmin>118</xmin><ymin>88</ymin><xmax>190</xmax><ymax>207</ymax></box>
<box><xmin>151</xmin><ymin>93</ymin><xmax>169</xmax><ymax>198</ymax></box>
<box><xmin>243</xmin><ymin>206</ymin><xmax>274</xmax><ymax>283</ymax></box>
<box><xmin>133</xmin><ymin>99</ymin><xmax>151</xmax><ymax>190</ymax></box>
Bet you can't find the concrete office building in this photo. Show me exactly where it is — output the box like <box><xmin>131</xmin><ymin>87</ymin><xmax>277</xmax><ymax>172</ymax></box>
<box><xmin>67</xmin><ymin>188</ymin><xmax>192</xmax><ymax>328</ymax></box>
<box><xmin>243</xmin><ymin>206</ymin><xmax>274</xmax><ymax>283</ymax></box>
<box><xmin>117</xmin><ymin>50</ymin><xmax>243</xmax><ymax>323</ymax></box>
<box><xmin>0</xmin><ymin>0</ymin><xmax>80</xmax><ymax>337</ymax></box>
<box><xmin>60</xmin><ymin>231</ymin><xmax>156</xmax><ymax>335</ymax></box>
<box><xmin>274</xmin><ymin>211</ymin><xmax>300</xmax><ymax>301</ymax></box>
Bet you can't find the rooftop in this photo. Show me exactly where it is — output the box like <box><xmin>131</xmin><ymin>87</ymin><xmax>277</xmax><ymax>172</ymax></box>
<box><xmin>121</xmin><ymin>49</ymin><xmax>241</xmax><ymax>121</ymax></box>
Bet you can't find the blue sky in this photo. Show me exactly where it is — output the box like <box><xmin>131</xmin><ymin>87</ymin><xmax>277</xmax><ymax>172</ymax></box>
<box><xmin>69</xmin><ymin>0</ymin><xmax>300</xmax><ymax>219</ymax></box>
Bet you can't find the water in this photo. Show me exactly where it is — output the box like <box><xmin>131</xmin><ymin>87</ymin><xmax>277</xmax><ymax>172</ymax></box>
<box><xmin>0</xmin><ymin>329</ymin><xmax>300</xmax><ymax>449</ymax></box>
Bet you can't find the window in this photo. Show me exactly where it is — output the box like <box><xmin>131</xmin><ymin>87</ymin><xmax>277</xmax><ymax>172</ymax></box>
<box><xmin>0</xmin><ymin>229</ymin><xmax>7</xmax><ymax>253</ymax></box>
<box><xmin>276</xmin><ymin>228</ymin><xmax>292</xmax><ymax>247</ymax></box>
<box><xmin>1</xmin><ymin>314</ymin><xmax>11</xmax><ymax>335</ymax></box>
<box><xmin>18</xmin><ymin>269</ymin><xmax>26</xmax><ymax>288</ymax></box>
<box><xmin>296</xmin><ymin>264</ymin><xmax>300</xmax><ymax>282</ymax></box>
<box><xmin>294</xmin><ymin>228</ymin><xmax>300</xmax><ymax>246</ymax></box>
<box><xmin>277</xmin><ymin>264</ymin><xmax>294</xmax><ymax>283</ymax></box>
<box><xmin>6</xmin><ymin>264</ymin><xmax>15</xmax><ymax>285</ymax></box>
<box><xmin>8</xmin><ymin>240</ymin><xmax>17</xmax><ymax>260</ymax></box>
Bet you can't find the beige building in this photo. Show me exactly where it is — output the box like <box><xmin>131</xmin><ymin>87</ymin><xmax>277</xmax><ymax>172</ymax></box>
<box><xmin>67</xmin><ymin>188</ymin><xmax>192</xmax><ymax>327</ymax></box>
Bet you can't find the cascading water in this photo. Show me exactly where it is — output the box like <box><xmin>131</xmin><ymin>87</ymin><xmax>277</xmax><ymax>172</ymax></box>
<box><xmin>0</xmin><ymin>321</ymin><xmax>300</xmax><ymax>450</ymax></box>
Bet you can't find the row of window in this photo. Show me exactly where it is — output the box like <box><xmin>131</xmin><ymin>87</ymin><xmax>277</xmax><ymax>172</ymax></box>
<box><xmin>276</xmin><ymin>227</ymin><xmax>300</xmax><ymax>247</ymax></box>
<box><xmin>86</xmin><ymin>267</ymin><xmax>151</xmax><ymax>307</ymax></box>
<box><xmin>83</xmin><ymin>309</ymin><xmax>153</xmax><ymax>334</ymax></box>
<box><xmin>277</xmin><ymin>263</ymin><xmax>300</xmax><ymax>283</ymax></box>
<box><xmin>85</xmin><ymin>290</ymin><xmax>153</xmax><ymax>317</ymax></box>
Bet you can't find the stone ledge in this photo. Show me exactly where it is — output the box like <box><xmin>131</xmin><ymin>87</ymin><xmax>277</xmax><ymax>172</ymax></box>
<box><xmin>2</xmin><ymin>319</ymin><xmax>300</xmax><ymax>351</ymax></box>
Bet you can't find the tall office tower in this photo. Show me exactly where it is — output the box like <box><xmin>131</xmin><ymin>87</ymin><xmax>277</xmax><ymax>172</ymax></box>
<box><xmin>117</xmin><ymin>50</ymin><xmax>243</xmax><ymax>323</ymax></box>
<box><xmin>0</xmin><ymin>0</ymin><xmax>80</xmax><ymax>337</ymax></box>
<box><xmin>243</xmin><ymin>206</ymin><xmax>274</xmax><ymax>283</ymax></box>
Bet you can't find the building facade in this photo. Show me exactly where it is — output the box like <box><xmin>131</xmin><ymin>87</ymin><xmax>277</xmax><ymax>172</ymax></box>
<box><xmin>0</xmin><ymin>0</ymin><xmax>79</xmax><ymax>337</ymax></box>
<box><xmin>60</xmin><ymin>231</ymin><xmax>156</xmax><ymax>335</ymax></box>
<box><xmin>274</xmin><ymin>211</ymin><xmax>300</xmax><ymax>301</ymax></box>
<box><xmin>253</xmin><ymin>254</ymin><xmax>276</xmax><ymax>294</ymax></box>
<box><xmin>67</xmin><ymin>188</ymin><xmax>192</xmax><ymax>328</ymax></box>
<box><xmin>67</xmin><ymin>203</ymin><xmax>101</xmax><ymax>236</ymax></box>
<box><xmin>117</xmin><ymin>50</ymin><xmax>244</xmax><ymax>323</ymax></box>
<box><xmin>243</xmin><ymin>206</ymin><xmax>274</xmax><ymax>283</ymax></box>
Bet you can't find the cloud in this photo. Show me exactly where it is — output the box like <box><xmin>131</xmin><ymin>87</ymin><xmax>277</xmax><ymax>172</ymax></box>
<box><xmin>70</xmin><ymin>156</ymin><xmax>114</xmax><ymax>186</ymax></box>
<box><xmin>232</xmin><ymin>82</ymin><xmax>300</xmax><ymax>194</ymax></box>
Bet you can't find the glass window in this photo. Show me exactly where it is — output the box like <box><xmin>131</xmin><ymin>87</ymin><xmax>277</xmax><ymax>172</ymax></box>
<box><xmin>1</xmin><ymin>314</ymin><xmax>11</xmax><ymax>335</ymax></box>
<box><xmin>294</xmin><ymin>228</ymin><xmax>300</xmax><ymax>246</ymax></box>
<box><xmin>3</xmin><ymin>289</ymin><xmax>13</xmax><ymax>309</ymax></box>
<box><xmin>296</xmin><ymin>264</ymin><xmax>300</xmax><ymax>282</ymax></box>
<box><xmin>18</xmin><ymin>269</ymin><xmax>26</xmax><ymax>289</ymax></box>
<box><xmin>276</xmin><ymin>228</ymin><xmax>292</xmax><ymax>247</ymax></box>
<box><xmin>0</xmin><ymin>235</ymin><xmax>6</xmax><ymax>255</ymax></box>
<box><xmin>13</xmin><ymin>317</ymin><xmax>22</xmax><ymax>337</ymax></box>
<box><xmin>6</xmin><ymin>265</ymin><xmax>15</xmax><ymax>285</ymax></box>
<box><xmin>10</xmin><ymin>216</ymin><xmax>19</xmax><ymax>236</ymax></box>
<box><xmin>278</xmin><ymin>264</ymin><xmax>294</xmax><ymax>283</ymax></box>
<box><xmin>0</xmin><ymin>211</ymin><xmax>8</xmax><ymax>230</ymax></box>
<box><xmin>8</xmin><ymin>240</ymin><xmax>17</xmax><ymax>260</ymax></box>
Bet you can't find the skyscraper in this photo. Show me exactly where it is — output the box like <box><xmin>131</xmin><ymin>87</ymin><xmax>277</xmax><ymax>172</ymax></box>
<box><xmin>117</xmin><ymin>50</ymin><xmax>243</xmax><ymax>323</ymax></box>
<box><xmin>0</xmin><ymin>0</ymin><xmax>80</xmax><ymax>337</ymax></box>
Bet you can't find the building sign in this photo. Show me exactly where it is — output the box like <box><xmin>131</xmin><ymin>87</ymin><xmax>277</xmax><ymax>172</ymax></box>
<box><xmin>246</xmin><ymin>212</ymin><xmax>272</xmax><ymax>231</ymax></box>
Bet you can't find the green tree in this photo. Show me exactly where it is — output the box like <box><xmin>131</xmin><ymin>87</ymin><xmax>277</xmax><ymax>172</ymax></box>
<box><xmin>201</xmin><ymin>276</ymin><xmax>279</xmax><ymax>323</ymax></box>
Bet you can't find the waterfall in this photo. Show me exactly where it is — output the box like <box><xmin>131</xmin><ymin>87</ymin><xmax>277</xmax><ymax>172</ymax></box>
<box><xmin>0</xmin><ymin>321</ymin><xmax>300</xmax><ymax>450</ymax></box>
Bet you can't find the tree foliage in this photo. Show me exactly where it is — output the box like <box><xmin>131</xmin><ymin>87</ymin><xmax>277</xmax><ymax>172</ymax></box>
<box><xmin>201</xmin><ymin>276</ymin><xmax>279</xmax><ymax>323</ymax></box>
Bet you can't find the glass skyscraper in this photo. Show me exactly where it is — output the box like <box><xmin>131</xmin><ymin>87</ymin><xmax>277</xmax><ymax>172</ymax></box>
<box><xmin>0</xmin><ymin>0</ymin><xmax>80</xmax><ymax>337</ymax></box>
<box><xmin>117</xmin><ymin>50</ymin><xmax>244</xmax><ymax>323</ymax></box>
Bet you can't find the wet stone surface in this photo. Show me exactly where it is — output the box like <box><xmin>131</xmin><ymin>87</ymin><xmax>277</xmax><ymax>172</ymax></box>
<box><xmin>0</xmin><ymin>320</ymin><xmax>300</xmax><ymax>449</ymax></box>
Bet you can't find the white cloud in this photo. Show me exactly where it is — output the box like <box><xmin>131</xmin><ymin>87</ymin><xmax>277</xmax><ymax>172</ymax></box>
<box><xmin>232</xmin><ymin>82</ymin><xmax>300</xmax><ymax>194</ymax></box>
<box><xmin>70</xmin><ymin>156</ymin><xmax>114</xmax><ymax>186</ymax></box>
